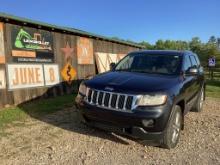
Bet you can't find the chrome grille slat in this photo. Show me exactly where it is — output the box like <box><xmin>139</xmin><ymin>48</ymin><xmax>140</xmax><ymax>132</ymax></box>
<box><xmin>102</xmin><ymin>93</ymin><xmax>106</xmax><ymax>106</ymax></box>
<box><xmin>115</xmin><ymin>94</ymin><xmax>120</xmax><ymax>109</ymax></box>
<box><xmin>86</xmin><ymin>88</ymin><xmax>90</xmax><ymax>99</ymax></box>
<box><xmin>108</xmin><ymin>94</ymin><xmax>113</xmax><ymax>108</ymax></box>
<box><xmin>86</xmin><ymin>89</ymin><xmax>135</xmax><ymax>112</ymax></box>
<box><xmin>90</xmin><ymin>90</ymin><xmax>94</xmax><ymax>103</ymax></box>
<box><xmin>123</xmin><ymin>95</ymin><xmax>128</xmax><ymax>110</ymax></box>
<box><xmin>96</xmin><ymin>91</ymin><xmax>100</xmax><ymax>105</ymax></box>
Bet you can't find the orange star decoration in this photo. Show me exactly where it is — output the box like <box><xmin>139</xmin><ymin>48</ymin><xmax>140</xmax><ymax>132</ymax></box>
<box><xmin>61</xmin><ymin>62</ymin><xmax>77</xmax><ymax>85</ymax></box>
<box><xmin>61</xmin><ymin>42</ymin><xmax>74</xmax><ymax>62</ymax></box>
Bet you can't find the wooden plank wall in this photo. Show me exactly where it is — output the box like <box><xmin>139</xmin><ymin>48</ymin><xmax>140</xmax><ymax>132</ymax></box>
<box><xmin>0</xmin><ymin>22</ymin><xmax>139</xmax><ymax>107</ymax></box>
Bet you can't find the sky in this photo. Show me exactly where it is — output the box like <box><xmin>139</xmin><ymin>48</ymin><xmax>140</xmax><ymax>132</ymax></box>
<box><xmin>0</xmin><ymin>0</ymin><xmax>219</xmax><ymax>44</ymax></box>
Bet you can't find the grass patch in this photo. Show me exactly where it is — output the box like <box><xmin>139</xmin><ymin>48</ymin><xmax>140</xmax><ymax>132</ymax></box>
<box><xmin>20</xmin><ymin>94</ymin><xmax>76</xmax><ymax>116</ymax></box>
<box><xmin>0</xmin><ymin>108</ymin><xmax>28</xmax><ymax>128</ymax></box>
<box><xmin>206</xmin><ymin>80</ymin><xmax>220</xmax><ymax>98</ymax></box>
<box><xmin>0</xmin><ymin>94</ymin><xmax>76</xmax><ymax>130</ymax></box>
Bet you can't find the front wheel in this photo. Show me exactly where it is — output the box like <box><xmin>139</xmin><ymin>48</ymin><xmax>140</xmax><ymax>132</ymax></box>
<box><xmin>161</xmin><ymin>105</ymin><xmax>182</xmax><ymax>149</ymax></box>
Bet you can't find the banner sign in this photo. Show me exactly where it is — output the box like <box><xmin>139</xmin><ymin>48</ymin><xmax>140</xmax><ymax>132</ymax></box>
<box><xmin>77</xmin><ymin>37</ymin><xmax>94</xmax><ymax>64</ymax></box>
<box><xmin>0</xmin><ymin>22</ymin><xmax>5</xmax><ymax>64</ymax></box>
<box><xmin>0</xmin><ymin>67</ymin><xmax>6</xmax><ymax>89</ymax></box>
<box><xmin>11</xmin><ymin>25</ymin><xmax>54</xmax><ymax>63</ymax></box>
<box><xmin>7</xmin><ymin>64</ymin><xmax>60</xmax><ymax>90</ymax></box>
<box><xmin>95</xmin><ymin>52</ymin><xmax>126</xmax><ymax>73</ymax></box>
<box><xmin>44</xmin><ymin>64</ymin><xmax>60</xmax><ymax>86</ymax></box>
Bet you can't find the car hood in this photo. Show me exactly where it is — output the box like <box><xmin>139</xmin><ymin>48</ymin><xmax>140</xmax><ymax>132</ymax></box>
<box><xmin>85</xmin><ymin>71</ymin><xmax>181</xmax><ymax>94</ymax></box>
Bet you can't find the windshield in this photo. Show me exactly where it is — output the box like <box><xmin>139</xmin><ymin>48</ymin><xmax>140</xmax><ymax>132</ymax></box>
<box><xmin>115</xmin><ymin>53</ymin><xmax>182</xmax><ymax>75</ymax></box>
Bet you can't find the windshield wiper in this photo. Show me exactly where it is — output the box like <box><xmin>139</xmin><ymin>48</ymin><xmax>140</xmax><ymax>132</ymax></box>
<box><xmin>129</xmin><ymin>70</ymin><xmax>153</xmax><ymax>74</ymax></box>
<box><xmin>130</xmin><ymin>70</ymin><xmax>172</xmax><ymax>75</ymax></box>
<box><xmin>115</xmin><ymin>69</ymin><xmax>131</xmax><ymax>72</ymax></box>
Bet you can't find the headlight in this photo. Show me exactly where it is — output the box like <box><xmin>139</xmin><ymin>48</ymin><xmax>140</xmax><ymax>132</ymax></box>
<box><xmin>85</xmin><ymin>75</ymin><xmax>94</xmax><ymax>80</ymax></box>
<box><xmin>78</xmin><ymin>83</ymin><xmax>87</xmax><ymax>95</ymax></box>
<box><xmin>137</xmin><ymin>94</ymin><xmax>167</xmax><ymax>106</ymax></box>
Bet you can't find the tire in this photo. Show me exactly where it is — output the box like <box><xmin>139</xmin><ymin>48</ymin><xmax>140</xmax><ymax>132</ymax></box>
<box><xmin>161</xmin><ymin>105</ymin><xmax>183</xmax><ymax>149</ymax></box>
<box><xmin>192</xmin><ymin>87</ymin><xmax>205</xmax><ymax>112</ymax></box>
<box><xmin>76</xmin><ymin>109</ymin><xmax>86</xmax><ymax>124</ymax></box>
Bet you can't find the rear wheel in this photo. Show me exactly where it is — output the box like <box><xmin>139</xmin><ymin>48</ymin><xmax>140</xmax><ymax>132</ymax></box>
<box><xmin>192</xmin><ymin>87</ymin><xmax>204</xmax><ymax>112</ymax></box>
<box><xmin>161</xmin><ymin>105</ymin><xmax>182</xmax><ymax>149</ymax></box>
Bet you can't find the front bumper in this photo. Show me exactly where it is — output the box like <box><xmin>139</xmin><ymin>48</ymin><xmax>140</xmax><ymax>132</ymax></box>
<box><xmin>75</xmin><ymin>94</ymin><xmax>172</xmax><ymax>141</ymax></box>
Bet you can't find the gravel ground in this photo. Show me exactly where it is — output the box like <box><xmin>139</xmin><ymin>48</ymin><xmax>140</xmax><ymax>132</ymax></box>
<box><xmin>0</xmin><ymin>97</ymin><xmax>220</xmax><ymax>165</ymax></box>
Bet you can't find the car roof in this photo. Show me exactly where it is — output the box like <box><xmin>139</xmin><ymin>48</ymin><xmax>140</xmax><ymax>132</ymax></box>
<box><xmin>129</xmin><ymin>50</ymin><xmax>192</xmax><ymax>56</ymax></box>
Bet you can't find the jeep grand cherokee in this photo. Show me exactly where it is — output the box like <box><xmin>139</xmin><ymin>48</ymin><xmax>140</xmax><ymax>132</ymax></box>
<box><xmin>75</xmin><ymin>50</ymin><xmax>205</xmax><ymax>149</ymax></box>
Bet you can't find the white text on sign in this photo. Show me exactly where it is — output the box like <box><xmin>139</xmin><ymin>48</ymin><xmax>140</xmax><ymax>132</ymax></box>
<box><xmin>7</xmin><ymin>64</ymin><xmax>60</xmax><ymax>90</ymax></box>
<box><xmin>44</xmin><ymin>64</ymin><xmax>60</xmax><ymax>86</ymax></box>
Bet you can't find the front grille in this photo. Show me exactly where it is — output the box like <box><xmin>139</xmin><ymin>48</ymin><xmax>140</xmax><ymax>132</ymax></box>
<box><xmin>118</xmin><ymin>95</ymin><xmax>125</xmax><ymax>109</ymax></box>
<box><xmin>86</xmin><ymin>88</ymin><xmax>136</xmax><ymax>111</ymax></box>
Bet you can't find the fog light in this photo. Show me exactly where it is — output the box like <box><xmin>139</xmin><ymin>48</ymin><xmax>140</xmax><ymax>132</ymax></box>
<box><xmin>142</xmin><ymin>119</ymin><xmax>154</xmax><ymax>127</ymax></box>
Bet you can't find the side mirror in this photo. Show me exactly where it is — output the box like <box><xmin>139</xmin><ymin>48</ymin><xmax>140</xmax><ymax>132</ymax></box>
<box><xmin>110</xmin><ymin>62</ymin><xmax>116</xmax><ymax>70</ymax></box>
<box><xmin>188</xmin><ymin>67</ymin><xmax>198</xmax><ymax>75</ymax></box>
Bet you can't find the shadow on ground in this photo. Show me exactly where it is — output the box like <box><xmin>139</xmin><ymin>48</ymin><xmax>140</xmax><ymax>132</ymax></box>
<box><xmin>15</xmin><ymin>78</ymin><xmax>157</xmax><ymax>147</ymax></box>
<box><xmin>17</xmin><ymin>95</ymin><xmax>139</xmax><ymax>146</ymax></box>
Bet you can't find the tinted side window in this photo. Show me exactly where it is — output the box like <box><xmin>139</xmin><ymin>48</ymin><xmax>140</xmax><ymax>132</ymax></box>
<box><xmin>183</xmin><ymin>55</ymin><xmax>192</xmax><ymax>71</ymax></box>
<box><xmin>116</xmin><ymin>55</ymin><xmax>134</xmax><ymax>70</ymax></box>
<box><xmin>194</xmin><ymin>54</ymin><xmax>201</xmax><ymax>66</ymax></box>
<box><xmin>189</xmin><ymin>55</ymin><xmax>198</xmax><ymax>67</ymax></box>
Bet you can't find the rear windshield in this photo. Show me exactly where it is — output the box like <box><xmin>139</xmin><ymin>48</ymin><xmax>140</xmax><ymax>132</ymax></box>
<box><xmin>115</xmin><ymin>53</ymin><xmax>182</xmax><ymax>75</ymax></box>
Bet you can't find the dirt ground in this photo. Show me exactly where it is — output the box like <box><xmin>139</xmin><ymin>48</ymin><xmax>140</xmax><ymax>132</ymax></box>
<box><xmin>0</xmin><ymin>97</ymin><xmax>220</xmax><ymax>165</ymax></box>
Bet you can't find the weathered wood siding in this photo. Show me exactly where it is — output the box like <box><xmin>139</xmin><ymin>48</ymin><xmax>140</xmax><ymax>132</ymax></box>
<box><xmin>0</xmin><ymin>22</ymin><xmax>139</xmax><ymax>107</ymax></box>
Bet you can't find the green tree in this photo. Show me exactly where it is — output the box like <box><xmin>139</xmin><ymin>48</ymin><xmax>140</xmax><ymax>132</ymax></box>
<box><xmin>155</xmin><ymin>40</ymin><xmax>165</xmax><ymax>49</ymax></box>
<box><xmin>189</xmin><ymin>37</ymin><xmax>202</xmax><ymax>52</ymax></box>
<box><xmin>208</xmin><ymin>36</ymin><xmax>217</xmax><ymax>44</ymax></box>
<box><xmin>138</xmin><ymin>36</ymin><xmax>220</xmax><ymax>66</ymax></box>
<box><xmin>139</xmin><ymin>41</ymin><xmax>154</xmax><ymax>49</ymax></box>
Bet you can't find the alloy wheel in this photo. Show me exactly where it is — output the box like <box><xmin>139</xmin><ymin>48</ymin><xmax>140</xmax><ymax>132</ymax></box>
<box><xmin>171</xmin><ymin>112</ymin><xmax>181</xmax><ymax>143</ymax></box>
<box><xmin>199</xmin><ymin>89</ymin><xmax>204</xmax><ymax>109</ymax></box>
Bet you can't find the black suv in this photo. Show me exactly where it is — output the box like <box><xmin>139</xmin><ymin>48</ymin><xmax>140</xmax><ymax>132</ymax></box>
<box><xmin>75</xmin><ymin>50</ymin><xmax>205</xmax><ymax>149</ymax></box>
